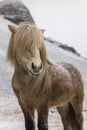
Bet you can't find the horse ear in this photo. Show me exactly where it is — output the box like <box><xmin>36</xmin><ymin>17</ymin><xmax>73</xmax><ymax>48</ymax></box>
<box><xmin>8</xmin><ymin>25</ymin><xmax>18</xmax><ymax>34</ymax></box>
<box><xmin>41</xmin><ymin>29</ymin><xmax>45</xmax><ymax>34</ymax></box>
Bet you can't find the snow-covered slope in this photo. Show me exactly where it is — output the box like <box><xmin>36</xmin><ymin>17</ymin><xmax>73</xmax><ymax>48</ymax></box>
<box><xmin>0</xmin><ymin>17</ymin><xmax>15</xmax><ymax>97</ymax></box>
<box><xmin>0</xmin><ymin>16</ymin><xmax>15</xmax><ymax>53</ymax></box>
<box><xmin>0</xmin><ymin>17</ymin><xmax>87</xmax><ymax>129</ymax></box>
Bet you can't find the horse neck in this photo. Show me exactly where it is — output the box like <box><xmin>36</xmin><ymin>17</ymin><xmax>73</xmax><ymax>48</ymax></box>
<box><xmin>14</xmin><ymin>64</ymin><xmax>46</xmax><ymax>93</ymax></box>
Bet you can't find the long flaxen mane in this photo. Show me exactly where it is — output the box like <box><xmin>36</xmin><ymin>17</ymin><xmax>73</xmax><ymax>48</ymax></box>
<box><xmin>7</xmin><ymin>22</ymin><xmax>47</xmax><ymax>69</ymax></box>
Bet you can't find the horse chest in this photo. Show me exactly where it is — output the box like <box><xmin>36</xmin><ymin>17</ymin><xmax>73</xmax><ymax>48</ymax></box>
<box><xmin>18</xmin><ymin>88</ymin><xmax>45</xmax><ymax>109</ymax></box>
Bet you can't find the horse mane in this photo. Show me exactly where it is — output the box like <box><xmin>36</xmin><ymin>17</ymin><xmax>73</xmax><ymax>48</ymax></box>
<box><xmin>7</xmin><ymin>22</ymin><xmax>47</xmax><ymax>68</ymax></box>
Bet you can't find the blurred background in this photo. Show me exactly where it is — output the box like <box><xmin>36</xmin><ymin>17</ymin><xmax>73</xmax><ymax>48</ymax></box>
<box><xmin>0</xmin><ymin>0</ymin><xmax>87</xmax><ymax>58</ymax></box>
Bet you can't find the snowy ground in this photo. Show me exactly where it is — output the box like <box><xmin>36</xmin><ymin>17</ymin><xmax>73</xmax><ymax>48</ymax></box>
<box><xmin>0</xmin><ymin>17</ymin><xmax>87</xmax><ymax>130</ymax></box>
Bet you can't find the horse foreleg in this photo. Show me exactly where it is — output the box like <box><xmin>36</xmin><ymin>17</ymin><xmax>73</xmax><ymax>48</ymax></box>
<box><xmin>21</xmin><ymin>106</ymin><xmax>35</xmax><ymax>130</ymax></box>
<box><xmin>38</xmin><ymin>106</ymin><xmax>48</xmax><ymax>130</ymax></box>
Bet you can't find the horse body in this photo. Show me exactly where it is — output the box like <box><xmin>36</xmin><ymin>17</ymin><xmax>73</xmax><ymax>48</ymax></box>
<box><xmin>7</xmin><ymin>22</ymin><xmax>84</xmax><ymax>130</ymax></box>
<box><xmin>12</xmin><ymin>62</ymin><xmax>75</xmax><ymax>107</ymax></box>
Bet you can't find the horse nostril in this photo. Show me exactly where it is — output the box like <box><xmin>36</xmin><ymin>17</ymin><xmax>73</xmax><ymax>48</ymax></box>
<box><xmin>32</xmin><ymin>62</ymin><xmax>42</xmax><ymax>72</ymax></box>
<box><xmin>32</xmin><ymin>62</ymin><xmax>36</xmax><ymax>70</ymax></box>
